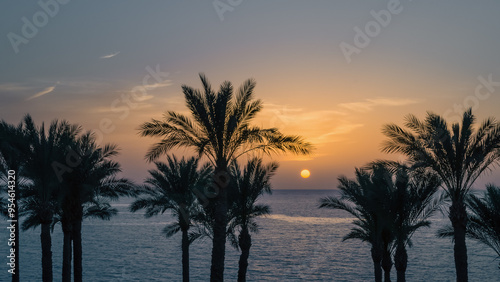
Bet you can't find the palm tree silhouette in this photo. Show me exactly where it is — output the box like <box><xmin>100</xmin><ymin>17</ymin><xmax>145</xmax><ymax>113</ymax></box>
<box><xmin>319</xmin><ymin>166</ymin><xmax>395</xmax><ymax>282</ymax></box>
<box><xmin>55</xmin><ymin>131</ymin><xmax>136</xmax><ymax>282</ymax></box>
<box><xmin>439</xmin><ymin>184</ymin><xmax>500</xmax><ymax>269</ymax></box>
<box><xmin>20</xmin><ymin>115</ymin><xmax>80</xmax><ymax>282</ymax></box>
<box><xmin>227</xmin><ymin>158</ymin><xmax>277</xmax><ymax>282</ymax></box>
<box><xmin>382</xmin><ymin>108</ymin><xmax>500</xmax><ymax>282</ymax></box>
<box><xmin>370</xmin><ymin>166</ymin><xmax>396</xmax><ymax>282</ymax></box>
<box><xmin>466</xmin><ymin>185</ymin><xmax>500</xmax><ymax>268</ymax></box>
<box><xmin>369</xmin><ymin>162</ymin><xmax>442</xmax><ymax>282</ymax></box>
<box><xmin>54</xmin><ymin>193</ymin><xmax>120</xmax><ymax>282</ymax></box>
<box><xmin>130</xmin><ymin>155</ymin><xmax>212</xmax><ymax>282</ymax></box>
<box><xmin>139</xmin><ymin>73</ymin><xmax>312</xmax><ymax>281</ymax></box>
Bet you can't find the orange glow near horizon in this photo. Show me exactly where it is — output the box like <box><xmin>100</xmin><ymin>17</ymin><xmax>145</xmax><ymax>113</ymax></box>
<box><xmin>300</xmin><ymin>169</ymin><xmax>311</xmax><ymax>178</ymax></box>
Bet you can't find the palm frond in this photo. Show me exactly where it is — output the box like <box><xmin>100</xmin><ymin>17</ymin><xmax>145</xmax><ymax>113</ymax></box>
<box><xmin>83</xmin><ymin>202</ymin><xmax>118</xmax><ymax>220</ymax></box>
<box><xmin>162</xmin><ymin>222</ymin><xmax>181</xmax><ymax>238</ymax></box>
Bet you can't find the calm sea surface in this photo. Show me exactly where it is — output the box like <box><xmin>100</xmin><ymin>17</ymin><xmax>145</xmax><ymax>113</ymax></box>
<box><xmin>1</xmin><ymin>190</ymin><xmax>499</xmax><ymax>281</ymax></box>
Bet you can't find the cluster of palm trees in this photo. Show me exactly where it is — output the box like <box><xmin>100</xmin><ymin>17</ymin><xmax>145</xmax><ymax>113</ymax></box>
<box><xmin>1</xmin><ymin>74</ymin><xmax>312</xmax><ymax>282</ymax></box>
<box><xmin>0</xmin><ymin>116</ymin><xmax>136</xmax><ymax>282</ymax></box>
<box><xmin>2</xmin><ymin>72</ymin><xmax>499</xmax><ymax>282</ymax></box>
<box><xmin>132</xmin><ymin>74</ymin><xmax>311</xmax><ymax>281</ymax></box>
<box><xmin>130</xmin><ymin>156</ymin><xmax>278</xmax><ymax>282</ymax></box>
<box><xmin>320</xmin><ymin>109</ymin><xmax>500</xmax><ymax>282</ymax></box>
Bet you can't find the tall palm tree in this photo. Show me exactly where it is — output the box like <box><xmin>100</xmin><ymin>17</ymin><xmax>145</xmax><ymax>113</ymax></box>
<box><xmin>53</xmin><ymin>198</ymin><xmax>123</xmax><ymax>282</ymax></box>
<box><xmin>369</xmin><ymin>165</ymin><xmax>396</xmax><ymax>282</ymax></box>
<box><xmin>382</xmin><ymin>108</ymin><xmax>500</xmax><ymax>282</ymax></box>
<box><xmin>21</xmin><ymin>115</ymin><xmax>81</xmax><ymax>282</ymax></box>
<box><xmin>52</xmin><ymin>199</ymin><xmax>118</xmax><ymax>281</ymax></box>
<box><xmin>319</xmin><ymin>166</ymin><xmax>395</xmax><ymax>282</ymax></box>
<box><xmin>130</xmin><ymin>155</ymin><xmax>212</xmax><ymax>282</ymax></box>
<box><xmin>371</xmin><ymin>163</ymin><xmax>442</xmax><ymax>282</ymax></box>
<box><xmin>439</xmin><ymin>184</ymin><xmax>500</xmax><ymax>269</ymax></box>
<box><xmin>139</xmin><ymin>73</ymin><xmax>312</xmax><ymax>281</ymax></box>
<box><xmin>0</xmin><ymin>119</ymin><xmax>30</xmax><ymax>282</ymax></box>
<box><xmin>55</xmin><ymin>131</ymin><xmax>136</xmax><ymax>282</ymax></box>
<box><xmin>227</xmin><ymin>158</ymin><xmax>277</xmax><ymax>282</ymax></box>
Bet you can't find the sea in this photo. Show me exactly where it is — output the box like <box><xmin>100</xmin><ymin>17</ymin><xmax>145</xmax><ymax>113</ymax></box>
<box><xmin>1</xmin><ymin>190</ymin><xmax>499</xmax><ymax>281</ymax></box>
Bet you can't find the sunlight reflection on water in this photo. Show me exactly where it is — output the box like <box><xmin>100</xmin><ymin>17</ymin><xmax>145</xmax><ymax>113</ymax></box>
<box><xmin>267</xmin><ymin>214</ymin><xmax>355</xmax><ymax>224</ymax></box>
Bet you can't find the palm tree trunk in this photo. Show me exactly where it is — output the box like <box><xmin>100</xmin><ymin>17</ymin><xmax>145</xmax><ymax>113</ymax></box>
<box><xmin>371</xmin><ymin>246</ymin><xmax>383</xmax><ymax>282</ymax></box>
<box><xmin>210</xmin><ymin>168</ymin><xmax>230</xmax><ymax>282</ymax></box>
<box><xmin>394</xmin><ymin>244</ymin><xmax>407</xmax><ymax>282</ymax></box>
<box><xmin>62</xmin><ymin>221</ymin><xmax>72</xmax><ymax>282</ymax></box>
<box><xmin>210</xmin><ymin>188</ymin><xmax>227</xmax><ymax>282</ymax></box>
<box><xmin>73</xmin><ymin>219</ymin><xmax>83</xmax><ymax>282</ymax></box>
<box><xmin>182</xmin><ymin>229</ymin><xmax>189</xmax><ymax>282</ymax></box>
<box><xmin>450</xmin><ymin>200</ymin><xmax>468</xmax><ymax>282</ymax></box>
<box><xmin>237</xmin><ymin>228</ymin><xmax>252</xmax><ymax>282</ymax></box>
<box><xmin>41</xmin><ymin>222</ymin><xmax>53</xmax><ymax>282</ymax></box>
<box><xmin>382</xmin><ymin>249</ymin><xmax>392</xmax><ymax>282</ymax></box>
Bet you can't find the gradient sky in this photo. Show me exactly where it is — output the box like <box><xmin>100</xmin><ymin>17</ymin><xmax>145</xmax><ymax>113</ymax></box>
<box><xmin>2</xmin><ymin>0</ymin><xmax>500</xmax><ymax>189</ymax></box>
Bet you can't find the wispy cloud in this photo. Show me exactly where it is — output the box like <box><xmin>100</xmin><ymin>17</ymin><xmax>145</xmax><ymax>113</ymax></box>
<box><xmin>127</xmin><ymin>80</ymin><xmax>173</xmax><ymax>102</ymax></box>
<box><xmin>0</xmin><ymin>83</ymin><xmax>35</xmax><ymax>93</ymax></box>
<box><xmin>339</xmin><ymin>102</ymin><xmax>373</xmax><ymax>112</ymax></box>
<box><xmin>91</xmin><ymin>103</ymin><xmax>153</xmax><ymax>114</ymax></box>
<box><xmin>259</xmin><ymin>103</ymin><xmax>362</xmax><ymax>148</ymax></box>
<box><xmin>262</xmin><ymin>103</ymin><xmax>346</xmax><ymax>128</ymax></box>
<box><xmin>318</xmin><ymin>124</ymin><xmax>365</xmax><ymax>138</ymax></box>
<box><xmin>309</xmin><ymin>123</ymin><xmax>364</xmax><ymax>145</ymax></box>
<box><xmin>26</xmin><ymin>83</ymin><xmax>59</xmax><ymax>101</ymax></box>
<box><xmin>367</xmin><ymin>98</ymin><xmax>419</xmax><ymax>106</ymax></box>
<box><xmin>339</xmin><ymin>97</ymin><xmax>420</xmax><ymax>112</ymax></box>
<box><xmin>100</xmin><ymin>51</ymin><xmax>120</xmax><ymax>59</ymax></box>
<box><xmin>143</xmin><ymin>80</ymin><xmax>173</xmax><ymax>90</ymax></box>
<box><xmin>133</xmin><ymin>95</ymin><xmax>155</xmax><ymax>102</ymax></box>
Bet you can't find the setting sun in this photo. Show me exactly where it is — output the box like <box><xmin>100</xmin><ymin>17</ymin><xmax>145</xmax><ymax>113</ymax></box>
<box><xmin>300</xmin><ymin>169</ymin><xmax>311</xmax><ymax>178</ymax></box>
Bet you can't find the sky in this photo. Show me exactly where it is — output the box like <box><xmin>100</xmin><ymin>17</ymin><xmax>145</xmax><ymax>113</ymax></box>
<box><xmin>1</xmin><ymin>0</ymin><xmax>500</xmax><ymax>190</ymax></box>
